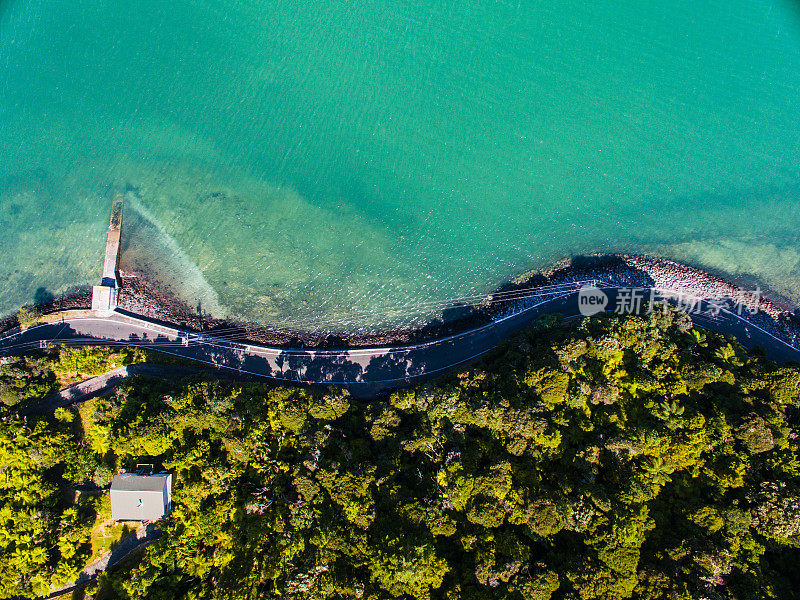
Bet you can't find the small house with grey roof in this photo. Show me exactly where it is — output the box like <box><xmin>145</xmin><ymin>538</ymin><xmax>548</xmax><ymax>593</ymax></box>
<box><xmin>110</xmin><ymin>473</ymin><xmax>172</xmax><ymax>521</ymax></box>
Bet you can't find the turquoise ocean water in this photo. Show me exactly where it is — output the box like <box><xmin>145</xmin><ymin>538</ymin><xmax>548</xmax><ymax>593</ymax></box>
<box><xmin>1</xmin><ymin>0</ymin><xmax>799</xmax><ymax>332</ymax></box>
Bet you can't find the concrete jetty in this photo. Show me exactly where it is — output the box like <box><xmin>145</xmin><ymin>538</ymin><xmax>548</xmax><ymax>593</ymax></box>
<box><xmin>91</xmin><ymin>192</ymin><xmax>124</xmax><ymax>313</ymax></box>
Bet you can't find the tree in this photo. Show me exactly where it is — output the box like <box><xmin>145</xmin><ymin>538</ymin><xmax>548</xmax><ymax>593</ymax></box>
<box><xmin>369</xmin><ymin>537</ymin><xmax>449</xmax><ymax>599</ymax></box>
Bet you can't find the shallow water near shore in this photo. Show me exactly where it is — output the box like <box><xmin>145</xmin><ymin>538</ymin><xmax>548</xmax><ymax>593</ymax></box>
<box><xmin>1</xmin><ymin>0</ymin><xmax>799</xmax><ymax>332</ymax></box>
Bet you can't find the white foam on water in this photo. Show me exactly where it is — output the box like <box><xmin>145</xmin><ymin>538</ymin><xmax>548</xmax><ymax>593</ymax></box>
<box><xmin>123</xmin><ymin>192</ymin><xmax>228</xmax><ymax>318</ymax></box>
<box><xmin>1</xmin><ymin>0</ymin><xmax>800</xmax><ymax>329</ymax></box>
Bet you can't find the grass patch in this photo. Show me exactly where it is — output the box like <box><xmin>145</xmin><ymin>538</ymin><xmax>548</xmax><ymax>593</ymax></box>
<box><xmin>88</xmin><ymin>494</ymin><xmax>137</xmax><ymax>562</ymax></box>
<box><xmin>54</xmin><ymin>347</ymin><xmax>148</xmax><ymax>384</ymax></box>
<box><xmin>136</xmin><ymin>347</ymin><xmax>208</xmax><ymax>368</ymax></box>
<box><xmin>54</xmin><ymin>346</ymin><xmax>200</xmax><ymax>387</ymax></box>
<box><xmin>77</xmin><ymin>397</ymin><xmax>97</xmax><ymax>439</ymax></box>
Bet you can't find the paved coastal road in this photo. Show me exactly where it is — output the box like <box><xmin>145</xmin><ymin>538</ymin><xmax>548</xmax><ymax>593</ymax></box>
<box><xmin>1</xmin><ymin>287</ymin><xmax>798</xmax><ymax>396</ymax></box>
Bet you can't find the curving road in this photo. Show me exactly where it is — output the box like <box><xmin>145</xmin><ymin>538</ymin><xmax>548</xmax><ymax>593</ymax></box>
<box><xmin>1</xmin><ymin>285</ymin><xmax>798</xmax><ymax>397</ymax></box>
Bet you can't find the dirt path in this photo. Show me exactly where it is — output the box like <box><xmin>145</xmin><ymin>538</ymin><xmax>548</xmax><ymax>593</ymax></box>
<box><xmin>22</xmin><ymin>364</ymin><xmax>205</xmax><ymax>416</ymax></box>
<box><xmin>48</xmin><ymin>522</ymin><xmax>162</xmax><ymax>598</ymax></box>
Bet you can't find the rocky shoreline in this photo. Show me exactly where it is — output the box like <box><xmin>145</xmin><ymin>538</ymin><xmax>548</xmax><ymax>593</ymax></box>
<box><xmin>4</xmin><ymin>255</ymin><xmax>799</xmax><ymax>351</ymax></box>
<box><xmin>115</xmin><ymin>254</ymin><xmax>800</xmax><ymax>350</ymax></box>
<box><xmin>0</xmin><ymin>287</ymin><xmax>93</xmax><ymax>334</ymax></box>
<box><xmin>545</xmin><ymin>255</ymin><xmax>799</xmax><ymax>345</ymax></box>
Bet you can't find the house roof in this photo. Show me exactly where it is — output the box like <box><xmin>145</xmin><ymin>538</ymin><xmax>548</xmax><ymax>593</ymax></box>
<box><xmin>111</xmin><ymin>473</ymin><xmax>172</xmax><ymax>521</ymax></box>
<box><xmin>111</xmin><ymin>473</ymin><xmax>170</xmax><ymax>492</ymax></box>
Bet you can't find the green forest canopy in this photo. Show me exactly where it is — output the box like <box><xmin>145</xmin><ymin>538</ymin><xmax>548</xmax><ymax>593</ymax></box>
<box><xmin>1</xmin><ymin>306</ymin><xmax>800</xmax><ymax>599</ymax></box>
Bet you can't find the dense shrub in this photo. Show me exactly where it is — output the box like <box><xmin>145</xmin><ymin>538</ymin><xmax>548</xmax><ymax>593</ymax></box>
<box><xmin>3</xmin><ymin>306</ymin><xmax>800</xmax><ymax>599</ymax></box>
